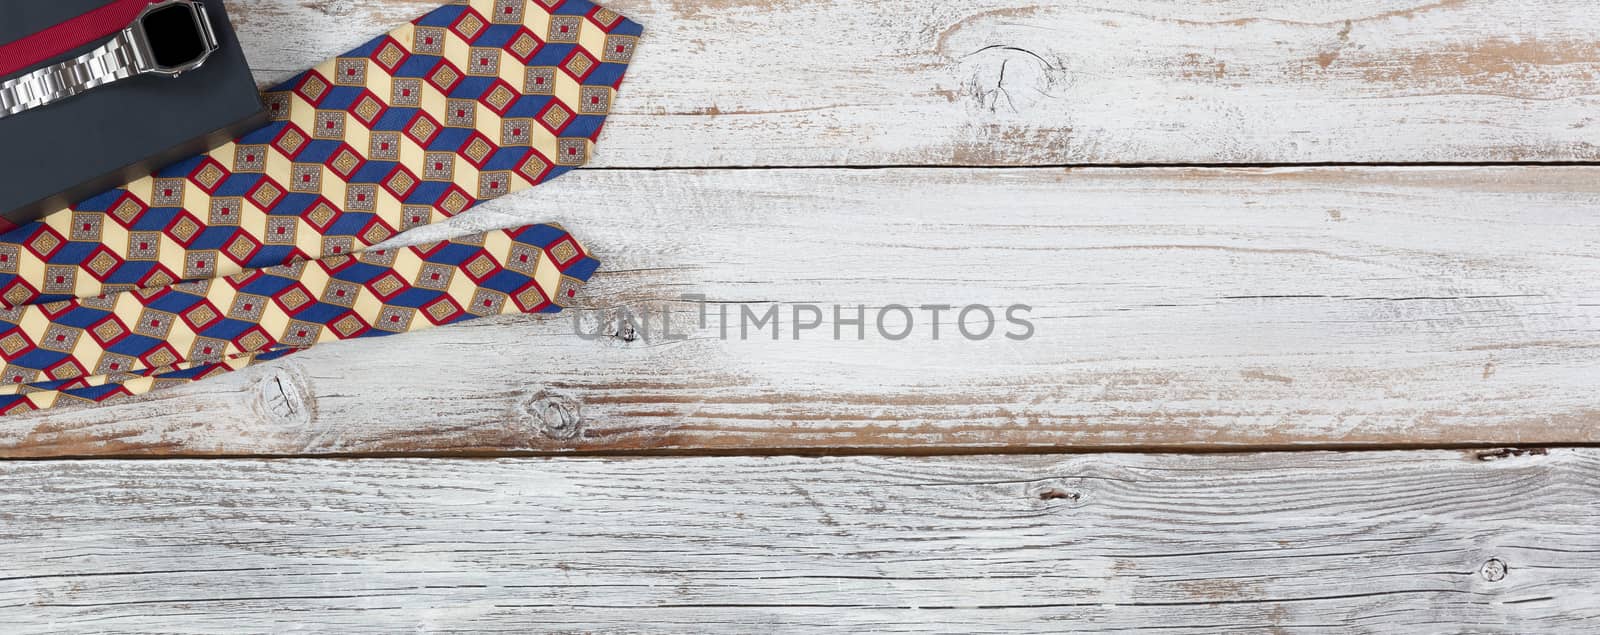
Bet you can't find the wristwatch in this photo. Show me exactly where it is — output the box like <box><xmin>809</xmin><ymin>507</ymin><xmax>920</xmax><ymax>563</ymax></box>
<box><xmin>0</xmin><ymin>0</ymin><xmax>220</xmax><ymax>120</ymax></box>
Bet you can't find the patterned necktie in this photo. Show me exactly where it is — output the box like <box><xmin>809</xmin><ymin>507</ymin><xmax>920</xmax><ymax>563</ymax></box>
<box><xmin>0</xmin><ymin>0</ymin><xmax>640</xmax><ymax>414</ymax></box>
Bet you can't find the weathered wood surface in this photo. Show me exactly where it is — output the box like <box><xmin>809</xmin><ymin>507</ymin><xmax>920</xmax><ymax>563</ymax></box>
<box><xmin>4</xmin><ymin>166</ymin><xmax>1599</xmax><ymax>457</ymax></box>
<box><xmin>229</xmin><ymin>0</ymin><xmax>1600</xmax><ymax>165</ymax></box>
<box><xmin>2</xmin><ymin>449</ymin><xmax>1595</xmax><ymax>632</ymax></box>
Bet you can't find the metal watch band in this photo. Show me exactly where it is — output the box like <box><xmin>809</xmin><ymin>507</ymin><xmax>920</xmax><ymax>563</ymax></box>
<box><xmin>0</xmin><ymin>30</ymin><xmax>142</xmax><ymax>120</ymax></box>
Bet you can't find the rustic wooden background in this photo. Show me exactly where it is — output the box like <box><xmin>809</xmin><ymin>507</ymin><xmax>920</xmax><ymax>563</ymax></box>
<box><xmin>6</xmin><ymin>0</ymin><xmax>1600</xmax><ymax>631</ymax></box>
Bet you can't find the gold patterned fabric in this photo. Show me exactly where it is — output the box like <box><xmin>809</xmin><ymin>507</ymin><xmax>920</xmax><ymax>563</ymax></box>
<box><xmin>0</xmin><ymin>0</ymin><xmax>639</xmax><ymax>414</ymax></box>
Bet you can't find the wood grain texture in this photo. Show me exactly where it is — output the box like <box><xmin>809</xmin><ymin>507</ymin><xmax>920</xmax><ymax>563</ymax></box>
<box><xmin>2</xmin><ymin>449</ymin><xmax>1596</xmax><ymax>632</ymax></box>
<box><xmin>227</xmin><ymin>0</ymin><xmax>1600</xmax><ymax>165</ymax></box>
<box><xmin>3</xmin><ymin>166</ymin><xmax>1599</xmax><ymax>457</ymax></box>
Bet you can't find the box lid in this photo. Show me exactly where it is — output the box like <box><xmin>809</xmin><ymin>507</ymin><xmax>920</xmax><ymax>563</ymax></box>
<box><xmin>0</xmin><ymin>0</ymin><xmax>265</xmax><ymax>226</ymax></box>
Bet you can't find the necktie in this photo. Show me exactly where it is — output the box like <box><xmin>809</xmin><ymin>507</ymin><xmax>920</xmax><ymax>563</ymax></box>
<box><xmin>0</xmin><ymin>0</ymin><xmax>640</xmax><ymax>414</ymax></box>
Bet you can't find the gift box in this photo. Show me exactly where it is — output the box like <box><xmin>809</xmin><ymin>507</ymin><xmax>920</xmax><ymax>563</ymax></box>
<box><xmin>0</xmin><ymin>0</ymin><xmax>266</xmax><ymax>227</ymax></box>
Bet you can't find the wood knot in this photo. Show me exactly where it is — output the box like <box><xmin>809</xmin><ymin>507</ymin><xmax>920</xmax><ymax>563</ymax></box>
<box><xmin>1027</xmin><ymin>479</ymin><xmax>1087</xmax><ymax>507</ymax></box>
<box><xmin>520</xmin><ymin>390</ymin><xmax>583</xmax><ymax>441</ymax></box>
<box><xmin>958</xmin><ymin>45</ymin><xmax>1070</xmax><ymax>115</ymax></box>
<box><xmin>252</xmin><ymin>367</ymin><xmax>312</xmax><ymax>428</ymax></box>
<box><xmin>1480</xmin><ymin>558</ymin><xmax>1509</xmax><ymax>582</ymax></box>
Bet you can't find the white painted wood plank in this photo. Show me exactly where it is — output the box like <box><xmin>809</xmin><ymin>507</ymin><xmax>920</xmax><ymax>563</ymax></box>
<box><xmin>1</xmin><ymin>166</ymin><xmax>1598</xmax><ymax>456</ymax></box>
<box><xmin>1</xmin><ymin>449</ymin><xmax>1595</xmax><ymax>632</ymax></box>
<box><xmin>228</xmin><ymin>0</ymin><xmax>1600</xmax><ymax>165</ymax></box>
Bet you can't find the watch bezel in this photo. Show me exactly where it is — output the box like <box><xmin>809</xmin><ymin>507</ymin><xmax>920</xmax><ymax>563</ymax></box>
<box><xmin>129</xmin><ymin>0</ymin><xmax>220</xmax><ymax>78</ymax></box>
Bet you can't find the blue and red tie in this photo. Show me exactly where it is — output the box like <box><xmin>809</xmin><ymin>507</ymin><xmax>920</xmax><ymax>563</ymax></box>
<box><xmin>0</xmin><ymin>0</ymin><xmax>640</xmax><ymax>414</ymax></box>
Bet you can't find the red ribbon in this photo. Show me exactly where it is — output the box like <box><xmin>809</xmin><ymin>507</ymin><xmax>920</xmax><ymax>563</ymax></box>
<box><xmin>0</xmin><ymin>0</ymin><xmax>160</xmax><ymax>79</ymax></box>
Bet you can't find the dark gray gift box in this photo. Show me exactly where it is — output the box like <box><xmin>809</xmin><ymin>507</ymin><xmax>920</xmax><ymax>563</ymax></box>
<box><xmin>0</xmin><ymin>0</ymin><xmax>266</xmax><ymax>227</ymax></box>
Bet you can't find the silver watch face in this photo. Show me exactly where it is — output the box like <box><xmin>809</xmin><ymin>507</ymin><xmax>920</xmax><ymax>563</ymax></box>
<box><xmin>133</xmin><ymin>1</ymin><xmax>219</xmax><ymax>76</ymax></box>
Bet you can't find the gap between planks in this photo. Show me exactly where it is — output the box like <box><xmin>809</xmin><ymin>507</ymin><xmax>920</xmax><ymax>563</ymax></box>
<box><xmin>0</xmin><ymin>443</ymin><xmax>1580</xmax><ymax>463</ymax></box>
<box><xmin>580</xmin><ymin>161</ymin><xmax>1600</xmax><ymax>171</ymax></box>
